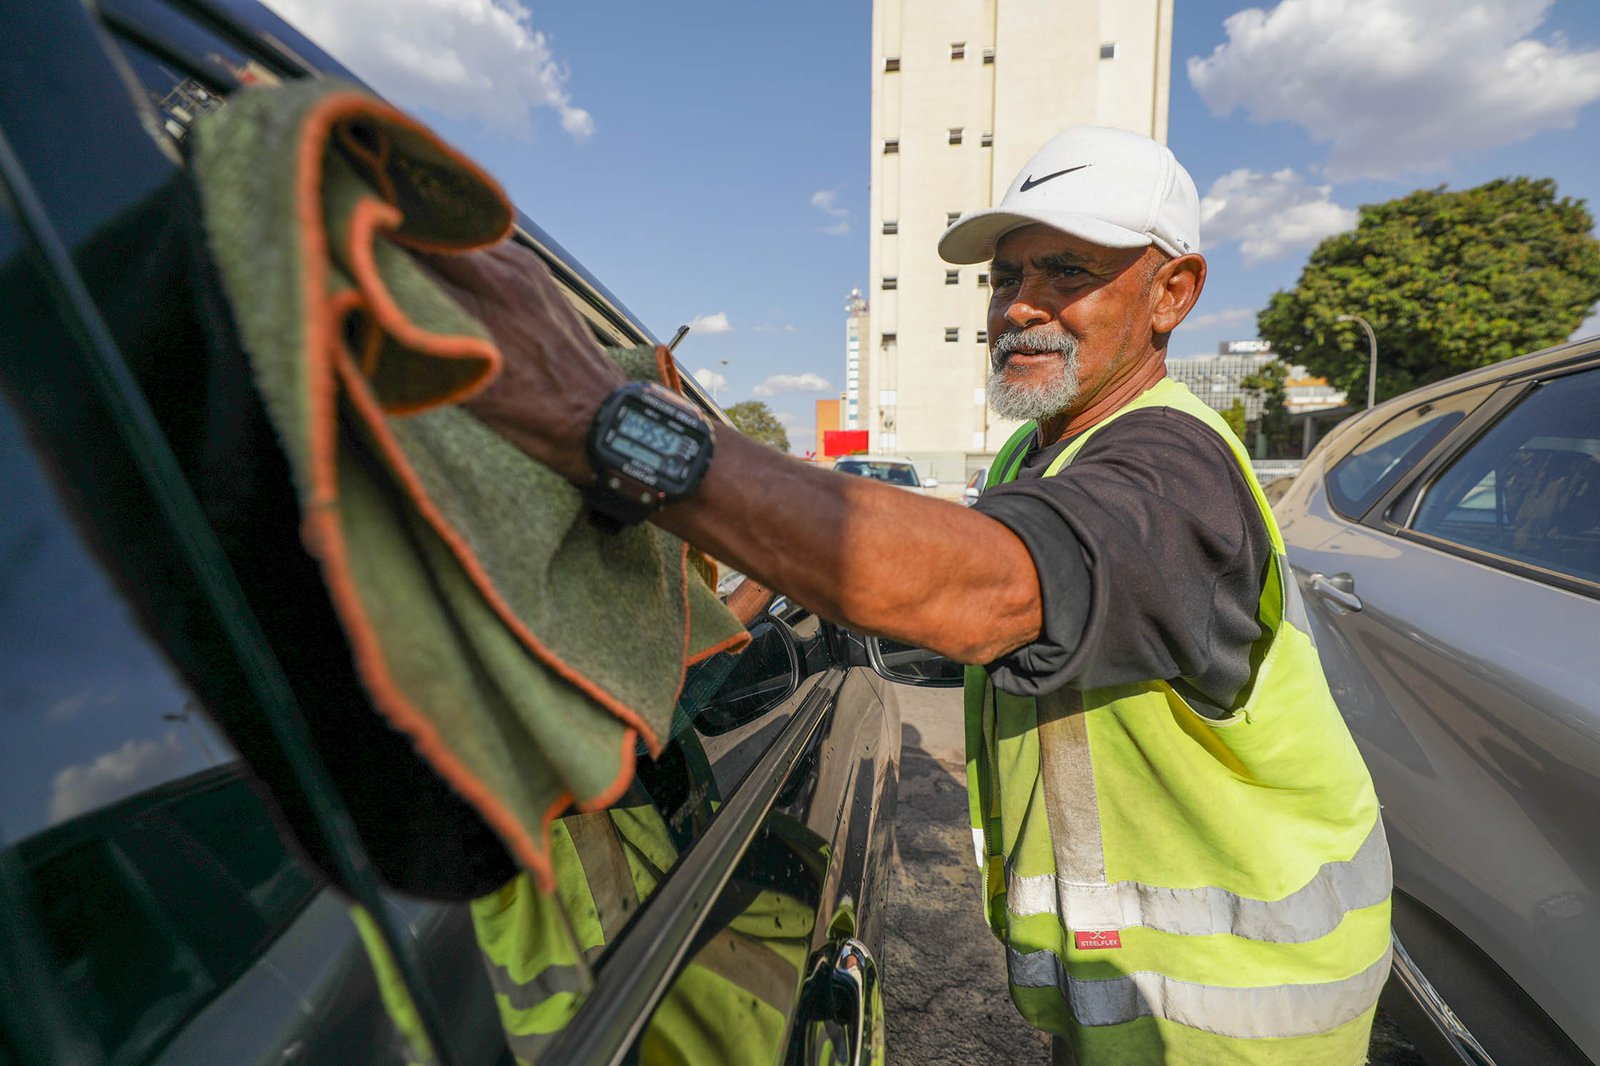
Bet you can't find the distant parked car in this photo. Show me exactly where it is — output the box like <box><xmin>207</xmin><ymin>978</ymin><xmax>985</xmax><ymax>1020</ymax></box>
<box><xmin>963</xmin><ymin>467</ymin><xmax>988</xmax><ymax>506</ymax></box>
<box><xmin>833</xmin><ymin>455</ymin><xmax>938</xmax><ymax>494</ymax></box>
<box><xmin>1274</xmin><ymin>336</ymin><xmax>1600</xmax><ymax>1065</ymax></box>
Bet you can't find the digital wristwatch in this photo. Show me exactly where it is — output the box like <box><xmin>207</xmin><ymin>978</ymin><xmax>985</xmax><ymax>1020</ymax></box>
<box><xmin>583</xmin><ymin>381</ymin><xmax>715</xmax><ymax>533</ymax></box>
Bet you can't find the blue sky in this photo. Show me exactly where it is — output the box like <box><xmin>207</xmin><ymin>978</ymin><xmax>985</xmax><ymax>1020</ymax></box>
<box><xmin>264</xmin><ymin>0</ymin><xmax>1600</xmax><ymax>450</ymax></box>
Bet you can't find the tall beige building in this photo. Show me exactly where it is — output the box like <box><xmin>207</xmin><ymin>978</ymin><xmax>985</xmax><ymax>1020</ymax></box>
<box><xmin>864</xmin><ymin>0</ymin><xmax>1174</xmax><ymax>485</ymax></box>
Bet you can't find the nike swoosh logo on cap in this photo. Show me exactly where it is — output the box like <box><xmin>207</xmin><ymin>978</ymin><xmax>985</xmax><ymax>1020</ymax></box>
<box><xmin>1019</xmin><ymin>164</ymin><xmax>1090</xmax><ymax>192</ymax></box>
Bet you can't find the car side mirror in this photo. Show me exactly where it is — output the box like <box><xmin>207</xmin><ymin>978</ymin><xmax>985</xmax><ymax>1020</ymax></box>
<box><xmin>923</xmin><ymin>478</ymin><xmax>940</xmax><ymax>489</ymax></box>
<box><xmin>866</xmin><ymin>637</ymin><xmax>965</xmax><ymax>688</ymax></box>
<box><xmin>682</xmin><ymin>616</ymin><xmax>803</xmax><ymax>735</ymax></box>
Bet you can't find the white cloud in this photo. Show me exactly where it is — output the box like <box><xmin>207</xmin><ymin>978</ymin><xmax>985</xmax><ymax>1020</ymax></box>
<box><xmin>1185</xmin><ymin>306</ymin><xmax>1258</xmax><ymax>330</ymax></box>
<box><xmin>1187</xmin><ymin>0</ymin><xmax>1600</xmax><ymax>181</ymax></box>
<box><xmin>261</xmin><ymin>0</ymin><xmax>593</xmax><ymax>138</ymax></box>
<box><xmin>50</xmin><ymin>732</ymin><xmax>188</xmax><ymax>824</ymax></box>
<box><xmin>691</xmin><ymin>366</ymin><xmax>728</xmax><ymax>394</ymax></box>
<box><xmin>753</xmin><ymin>373</ymin><xmax>832</xmax><ymax>397</ymax></box>
<box><xmin>811</xmin><ymin>189</ymin><xmax>852</xmax><ymax>237</ymax></box>
<box><xmin>45</xmin><ymin>692</ymin><xmax>93</xmax><ymax>723</ymax></box>
<box><xmin>755</xmin><ymin>322</ymin><xmax>799</xmax><ymax>334</ymax></box>
<box><xmin>688</xmin><ymin>312</ymin><xmax>732</xmax><ymax>335</ymax></box>
<box><xmin>1200</xmin><ymin>168</ymin><xmax>1357</xmax><ymax>264</ymax></box>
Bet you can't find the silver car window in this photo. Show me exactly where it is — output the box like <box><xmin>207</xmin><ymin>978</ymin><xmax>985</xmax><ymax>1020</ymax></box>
<box><xmin>1412</xmin><ymin>367</ymin><xmax>1600</xmax><ymax>587</ymax></box>
<box><xmin>1326</xmin><ymin>385</ymin><xmax>1493</xmax><ymax>519</ymax></box>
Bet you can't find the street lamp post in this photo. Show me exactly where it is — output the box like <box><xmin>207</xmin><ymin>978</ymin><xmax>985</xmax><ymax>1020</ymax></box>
<box><xmin>1335</xmin><ymin>313</ymin><xmax>1379</xmax><ymax>410</ymax></box>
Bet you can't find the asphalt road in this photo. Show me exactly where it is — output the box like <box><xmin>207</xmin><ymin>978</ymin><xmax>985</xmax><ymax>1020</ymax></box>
<box><xmin>882</xmin><ymin>682</ymin><xmax>1427</xmax><ymax>1065</ymax></box>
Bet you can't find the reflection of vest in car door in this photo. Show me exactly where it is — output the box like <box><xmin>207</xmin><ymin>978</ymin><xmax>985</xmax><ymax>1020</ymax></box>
<box><xmin>965</xmin><ymin>378</ymin><xmax>1394</xmax><ymax>1063</ymax></box>
<box><xmin>471</xmin><ymin>802</ymin><xmax>813</xmax><ymax>1065</ymax></box>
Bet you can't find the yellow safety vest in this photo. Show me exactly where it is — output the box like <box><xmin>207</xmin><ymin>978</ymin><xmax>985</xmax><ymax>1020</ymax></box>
<box><xmin>965</xmin><ymin>377</ymin><xmax>1392</xmax><ymax>1064</ymax></box>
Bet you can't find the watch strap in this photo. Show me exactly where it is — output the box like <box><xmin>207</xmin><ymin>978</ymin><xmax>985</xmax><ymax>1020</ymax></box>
<box><xmin>582</xmin><ymin>478</ymin><xmax>660</xmax><ymax>532</ymax></box>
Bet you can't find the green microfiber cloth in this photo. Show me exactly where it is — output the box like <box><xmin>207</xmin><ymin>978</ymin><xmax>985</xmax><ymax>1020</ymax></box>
<box><xmin>189</xmin><ymin>79</ymin><xmax>747</xmax><ymax>892</ymax></box>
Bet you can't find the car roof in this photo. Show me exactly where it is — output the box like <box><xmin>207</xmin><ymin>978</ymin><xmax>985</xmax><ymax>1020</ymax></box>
<box><xmin>834</xmin><ymin>456</ymin><xmax>916</xmax><ymax>464</ymax></box>
<box><xmin>1357</xmin><ymin>333</ymin><xmax>1600</xmax><ymax>422</ymax></box>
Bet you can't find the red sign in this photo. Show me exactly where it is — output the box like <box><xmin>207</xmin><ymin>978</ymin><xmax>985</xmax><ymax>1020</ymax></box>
<box><xmin>822</xmin><ymin>430</ymin><xmax>869</xmax><ymax>457</ymax></box>
<box><xmin>1073</xmin><ymin>929</ymin><xmax>1122</xmax><ymax>951</ymax></box>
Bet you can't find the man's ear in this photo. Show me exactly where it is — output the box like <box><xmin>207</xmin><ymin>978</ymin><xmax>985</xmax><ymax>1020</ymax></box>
<box><xmin>1151</xmin><ymin>253</ymin><xmax>1207</xmax><ymax>335</ymax></box>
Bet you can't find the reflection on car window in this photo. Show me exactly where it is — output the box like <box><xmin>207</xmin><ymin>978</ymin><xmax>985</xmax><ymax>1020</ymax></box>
<box><xmin>1413</xmin><ymin>367</ymin><xmax>1600</xmax><ymax>585</ymax></box>
<box><xmin>1326</xmin><ymin>385</ymin><xmax>1492</xmax><ymax>518</ymax></box>
<box><xmin>19</xmin><ymin>771</ymin><xmax>319</xmax><ymax>1065</ymax></box>
<box><xmin>464</xmin><ymin>602</ymin><xmax>820</xmax><ymax>1060</ymax></box>
<box><xmin>0</xmin><ymin>387</ymin><xmax>396</xmax><ymax>1066</ymax></box>
<box><xmin>835</xmin><ymin>460</ymin><xmax>921</xmax><ymax>487</ymax></box>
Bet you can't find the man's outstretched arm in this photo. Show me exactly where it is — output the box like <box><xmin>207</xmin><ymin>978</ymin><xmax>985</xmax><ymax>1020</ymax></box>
<box><xmin>433</xmin><ymin>243</ymin><xmax>1041</xmax><ymax>665</ymax></box>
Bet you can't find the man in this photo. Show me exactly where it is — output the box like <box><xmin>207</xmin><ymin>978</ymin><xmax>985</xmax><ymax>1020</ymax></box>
<box><xmin>460</xmin><ymin>125</ymin><xmax>1391</xmax><ymax>1064</ymax></box>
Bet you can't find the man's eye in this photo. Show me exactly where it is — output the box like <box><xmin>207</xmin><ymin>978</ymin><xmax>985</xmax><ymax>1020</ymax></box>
<box><xmin>990</xmin><ymin>274</ymin><xmax>1020</xmax><ymax>290</ymax></box>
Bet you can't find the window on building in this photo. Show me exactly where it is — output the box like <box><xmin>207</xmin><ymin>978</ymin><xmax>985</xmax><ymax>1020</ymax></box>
<box><xmin>883</xmin><ymin>138</ymin><xmax>899</xmax><ymax>154</ymax></box>
<box><xmin>981</xmin><ymin>131</ymin><xmax>993</xmax><ymax>147</ymax></box>
<box><xmin>983</xmin><ymin>49</ymin><xmax>995</xmax><ymax>64</ymax></box>
<box><xmin>946</xmin><ymin>211</ymin><xmax>961</xmax><ymax>226</ymax></box>
<box><xmin>978</xmin><ymin>272</ymin><xmax>989</xmax><ymax>286</ymax></box>
<box><xmin>951</xmin><ymin>42</ymin><xmax>965</xmax><ymax>60</ymax></box>
<box><xmin>884</xmin><ymin>56</ymin><xmax>900</xmax><ymax>72</ymax></box>
<box><xmin>948</xmin><ymin>127</ymin><xmax>963</xmax><ymax>145</ymax></box>
<box><xmin>881</xmin><ymin>276</ymin><xmax>897</xmax><ymax>291</ymax></box>
<box><xmin>882</xmin><ymin>220</ymin><xmax>898</xmax><ymax>235</ymax></box>
<box><xmin>945</xmin><ymin>270</ymin><xmax>959</xmax><ymax>285</ymax></box>
<box><xmin>1099</xmin><ymin>42</ymin><xmax>1118</xmax><ymax>59</ymax></box>
<box><xmin>977</xmin><ymin>330</ymin><xmax>988</xmax><ymax>344</ymax></box>
<box><xmin>881</xmin><ymin>332</ymin><xmax>897</xmax><ymax>348</ymax></box>
<box><xmin>945</xmin><ymin>328</ymin><xmax>960</xmax><ymax>342</ymax></box>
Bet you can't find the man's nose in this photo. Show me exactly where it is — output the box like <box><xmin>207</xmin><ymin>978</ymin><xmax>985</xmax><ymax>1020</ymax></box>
<box><xmin>1004</xmin><ymin>296</ymin><xmax>1051</xmax><ymax>330</ymax></box>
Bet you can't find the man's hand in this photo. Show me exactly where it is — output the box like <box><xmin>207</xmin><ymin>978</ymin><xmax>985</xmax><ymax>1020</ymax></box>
<box><xmin>423</xmin><ymin>241</ymin><xmax>625</xmax><ymax>485</ymax></box>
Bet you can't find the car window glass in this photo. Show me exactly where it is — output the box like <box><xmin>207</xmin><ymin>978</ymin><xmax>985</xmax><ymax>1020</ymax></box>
<box><xmin>1412</xmin><ymin>367</ymin><xmax>1600</xmax><ymax>585</ymax></box>
<box><xmin>835</xmin><ymin>461</ymin><xmax>920</xmax><ymax>486</ymax></box>
<box><xmin>1326</xmin><ymin>385</ymin><xmax>1492</xmax><ymax>518</ymax></box>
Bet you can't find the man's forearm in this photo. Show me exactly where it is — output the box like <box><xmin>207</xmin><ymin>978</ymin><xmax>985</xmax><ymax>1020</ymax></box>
<box><xmin>655</xmin><ymin>430</ymin><xmax>1042</xmax><ymax>664</ymax></box>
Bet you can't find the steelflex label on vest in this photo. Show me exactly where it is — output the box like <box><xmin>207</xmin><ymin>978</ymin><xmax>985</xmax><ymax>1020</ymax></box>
<box><xmin>1073</xmin><ymin>929</ymin><xmax>1122</xmax><ymax>951</ymax></box>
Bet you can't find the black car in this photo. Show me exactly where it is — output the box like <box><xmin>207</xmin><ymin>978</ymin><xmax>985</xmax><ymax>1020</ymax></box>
<box><xmin>0</xmin><ymin>2</ymin><xmax>900</xmax><ymax>1063</ymax></box>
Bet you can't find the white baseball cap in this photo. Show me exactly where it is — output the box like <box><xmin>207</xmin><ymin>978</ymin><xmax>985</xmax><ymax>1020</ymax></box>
<box><xmin>939</xmin><ymin>126</ymin><xmax>1201</xmax><ymax>264</ymax></box>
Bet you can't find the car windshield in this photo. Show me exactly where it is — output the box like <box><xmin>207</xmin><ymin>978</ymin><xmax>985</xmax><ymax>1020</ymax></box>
<box><xmin>838</xmin><ymin>462</ymin><xmax>921</xmax><ymax>487</ymax></box>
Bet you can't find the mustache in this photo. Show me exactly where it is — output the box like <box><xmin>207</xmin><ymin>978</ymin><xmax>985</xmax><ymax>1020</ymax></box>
<box><xmin>991</xmin><ymin>326</ymin><xmax>1078</xmax><ymax>370</ymax></box>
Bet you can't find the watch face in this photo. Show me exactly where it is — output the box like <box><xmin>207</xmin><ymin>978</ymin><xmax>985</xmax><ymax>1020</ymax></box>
<box><xmin>594</xmin><ymin>387</ymin><xmax>711</xmax><ymax>495</ymax></box>
<box><xmin>614</xmin><ymin>407</ymin><xmax>696</xmax><ymax>475</ymax></box>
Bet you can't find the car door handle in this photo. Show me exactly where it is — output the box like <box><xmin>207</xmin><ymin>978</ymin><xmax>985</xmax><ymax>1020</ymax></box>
<box><xmin>1309</xmin><ymin>572</ymin><xmax>1362</xmax><ymax>612</ymax></box>
<box><xmin>802</xmin><ymin>936</ymin><xmax>879</xmax><ymax>1066</ymax></box>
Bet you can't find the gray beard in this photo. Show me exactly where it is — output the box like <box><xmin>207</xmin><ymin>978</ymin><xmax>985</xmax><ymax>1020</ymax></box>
<box><xmin>986</xmin><ymin>327</ymin><xmax>1081</xmax><ymax>422</ymax></box>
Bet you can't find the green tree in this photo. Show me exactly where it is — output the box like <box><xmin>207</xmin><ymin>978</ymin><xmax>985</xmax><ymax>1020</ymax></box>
<box><xmin>1239</xmin><ymin>360</ymin><xmax>1292</xmax><ymax>458</ymax></box>
<box><xmin>1257</xmin><ymin>177</ymin><xmax>1600</xmax><ymax>403</ymax></box>
<box><xmin>725</xmin><ymin>400</ymin><xmax>790</xmax><ymax>452</ymax></box>
<box><xmin>1221</xmin><ymin>399</ymin><xmax>1248</xmax><ymax>442</ymax></box>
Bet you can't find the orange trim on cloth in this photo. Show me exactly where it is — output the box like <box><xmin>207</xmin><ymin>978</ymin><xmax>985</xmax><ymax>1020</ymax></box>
<box><xmin>287</xmin><ymin>92</ymin><xmax>705</xmax><ymax>891</ymax></box>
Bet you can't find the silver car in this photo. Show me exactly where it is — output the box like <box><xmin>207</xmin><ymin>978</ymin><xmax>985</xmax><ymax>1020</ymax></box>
<box><xmin>1275</xmin><ymin>336</ymin><xmax>1600</xmax><ymax>1065</ymax></box>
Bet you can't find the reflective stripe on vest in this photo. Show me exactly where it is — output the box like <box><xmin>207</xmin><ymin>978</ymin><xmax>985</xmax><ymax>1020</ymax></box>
<box><xmin>1007</xmin><ymin>944</ymin><xmax>1394</xmax><ymax>1038</ymax></box>
<box><xmin>1006</xmin><ymin>818</ymin><xmax>1390</xmax><ymax>943</ymax></box>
